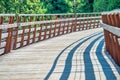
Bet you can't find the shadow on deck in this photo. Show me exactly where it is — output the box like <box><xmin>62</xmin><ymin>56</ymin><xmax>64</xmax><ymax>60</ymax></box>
<box><xmin>0</xmin><ymin>28</ymin><xmax>119</xmax><ymax>80</ymax></box>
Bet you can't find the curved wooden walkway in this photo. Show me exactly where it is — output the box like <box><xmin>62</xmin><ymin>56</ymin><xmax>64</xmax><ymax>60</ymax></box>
<box><xmin>0</xmin><ymin>28</ymin><xmax>120</xmax><ymax>80</ymax></box>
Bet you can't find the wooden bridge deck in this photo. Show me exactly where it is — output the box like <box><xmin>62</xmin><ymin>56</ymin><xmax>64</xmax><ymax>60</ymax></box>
<box><xmin>0</xmin><ymin>28</ymin><xmax>120</xmax><ymax>80</ymax></box>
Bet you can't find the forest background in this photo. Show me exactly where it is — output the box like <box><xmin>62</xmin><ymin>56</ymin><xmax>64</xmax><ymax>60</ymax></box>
<box><xmin>0</xmin><ymin>0</ymin><xmax>120</xmax><ymax>14</ymax></box>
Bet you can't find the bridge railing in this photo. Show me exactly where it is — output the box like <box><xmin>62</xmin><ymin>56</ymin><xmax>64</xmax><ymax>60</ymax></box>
<box><xmin>0</xmin><ymin>14</ymin><xmax>15</xmax><ymax>54</ymax></box>
<box><xmin>0</xmin><ymin>13</ymin><xmax>101</xmax><ymax>55</ymax></box>
<box><xmin>101</xmin><ymin>12</ymin><xmax>120</xmax><ymax>66</ymax></box>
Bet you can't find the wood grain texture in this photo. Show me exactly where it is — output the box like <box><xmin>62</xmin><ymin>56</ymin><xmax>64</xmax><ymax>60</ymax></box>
<box><xmin>0</xmin><ymin>28</ymin><xmax>119</xmax><ymax>80</ymax></box>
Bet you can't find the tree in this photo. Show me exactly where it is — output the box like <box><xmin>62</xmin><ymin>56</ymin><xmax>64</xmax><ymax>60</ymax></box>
<box><xmin>43</xmin><ymin>0</ymin><xmax>71</xmax><ymax>13</ymax></box>
<box><xmin>0</xmin><ymin>0</ymin><xmax>6</xmax><ymax>13</ymax></box>
<box><xmin>20</xmin><ymin>0</ymin><xmax>47</xmax><ymax>14</ymax></box>
<box><xmin>1</xmin><ymin>0</ymin><xmax>119</xmax><ymax>14</ymax></box>
<box><xmin>74</xmin><ymin>0</ymin><xmax>92</xmax><ymax>13</ymax></box>
<box><xmin>107</xmin><ymin>0</ymin><xmax>120</xmax><ymax>10</ymax></box>
<box><xmin>93</xmin><ymin>0</ymin><xmax>120</xmax><ymax>12</ymax></box>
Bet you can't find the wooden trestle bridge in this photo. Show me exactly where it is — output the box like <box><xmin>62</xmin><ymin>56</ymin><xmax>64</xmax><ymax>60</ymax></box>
<box><xmin>0</xmin><ymin>12</ymin><xmax>120</xmax><ymax>80</ymax></box>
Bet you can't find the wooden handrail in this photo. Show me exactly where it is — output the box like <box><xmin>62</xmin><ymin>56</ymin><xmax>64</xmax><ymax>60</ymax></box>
<box><xmin>101</xmin><ymin>12</ymin><xmax>120</xmax><ymax>66</ymax></box>
<box><xmin>0</xmin><ymin>14</ymin><xmax>15</xmax><ymax>16</ymax></box>
<box><xmin>0</xmin><ymin>16</ymin><xmax>101</xmax><ymax>29</ymax></box>
<box><xmin>19</xmin><ymin>12</ymin><xmax>101</xmax><ymax>16</ymax></box>
<box><xmin>100</xmin><ymin>22</ymin><xmax>120</xmax><ymax>36</ymax></box>
<box><xmin>0</xmin><ymin>13</ymin><xmax>101</xmax><ymax>55</ymax></box>
<box><xmin>0</xmin><ymin>14</ymin><xmax>15</xmax><ymax>55</ymax></box>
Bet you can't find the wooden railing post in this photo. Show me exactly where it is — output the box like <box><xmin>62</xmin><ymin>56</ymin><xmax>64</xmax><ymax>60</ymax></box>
<box><xmin>0</xmin><ymin>16</ymin><xmax>3</xmax><ymax>48</ymax></box>
<box><xmin>27</xmin><ymin>16</ymin><xmax>32</xmax><ymax>44</ymax></box>
<box><xmin>44</xmin><ymin>15</ymin><xmax>47</xmax><ymax>40</ymax></box>
<box><xmin>13</xmin><ymin>16</ymin><xmax>20</xmax><ymax>50</ymax></box>
<box><xmin>62</xmin><ymin>15</ymin><xmax>65</xmax><ymax>34</ymax></box>
<box><xmin>20</xmin><ymin>16</ymin><xmax>26</xmax><ymax>47</ymax></box>
<box><xmin>38</xmin><ymin>16</ymin><xmax>43</xmax><ymax>41</ymax></box>
<box><xmin>32</xmin><ymin>16</ymin><xmax>37</xmax><ymax>43</ymax></box>
<box><xmin>67</xmin><ymin>15</ymin><xmax>70</xmax><ymax>33</ymax></box>
<box><xmin>74</xmin><ymin>14</ymin><xmax>77</xmax><ymax>32</ymax></box>
<box><xmin>89</xmin><ymin>14</ymin><xmax>92</xmax><ymax>29</ymax></box>
<box><xmin>54</xmin><ymin>15</ymin><xmax>57</xmax><ymax>37</ymax></box>
<box><xmin>57</xmin><ymin>15</ymin><xmax>61</xmax><ymax>35</ymax></box>
<box><xmin>49</xmin><ymin>15</ymin><xmax>52</xmax><ymax>38</ymax></box>
<box><xmin>86</xmin><ymin>14</ymin><xmax>89</xmax><ymax>29</ymax></box>
<box><xmin>5</xmin><ymin>16</ymin><xmax>14</xmax><ymax>53</ymax></box>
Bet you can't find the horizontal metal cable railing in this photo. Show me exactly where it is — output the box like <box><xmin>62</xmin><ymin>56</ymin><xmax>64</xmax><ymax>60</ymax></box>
<box><xmin>0</xmin><ymin>13</ymin><xmax>101</xmax><ymax>55</ymax></box>
<box><xmin>101</xmin><ymin>12</ymin><xmax>120</xmax><ymax>66</ymax></box>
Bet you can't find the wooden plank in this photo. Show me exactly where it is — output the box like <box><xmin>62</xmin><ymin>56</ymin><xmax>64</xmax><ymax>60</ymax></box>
<box><xmin>0</xmin><ymin>28</ymin><xmax>119</xmax><ymax>80</ymax></box>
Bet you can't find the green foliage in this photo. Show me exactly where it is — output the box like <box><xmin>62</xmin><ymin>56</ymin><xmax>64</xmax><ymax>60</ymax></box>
<box><xmin>0</xmin><ymin>0</ymin><xmax>120</xmax><ymax>14</ymax></box>
<box><xmin>43</xmin><ymin>0</ymin><xmax>72</xmax><ymax>13</ymax></box>
<box><xmin>0</xmin><ymin>0</ymin><xmax>47</xmax><ymax>14</ymax></box>
<box><xmin>75</xmin><ymin>0</ymin><xmax>92</xmax><ymax>13</ymax></box>
<box><xmin>93</xmin><ymin>0</ymin><xmax>120</xmax><ymax>12</ymax></box>
<box><xmin>21</xmin><ymin>0</ymin><xmax>47</xmax><ymax>14</ymax></box>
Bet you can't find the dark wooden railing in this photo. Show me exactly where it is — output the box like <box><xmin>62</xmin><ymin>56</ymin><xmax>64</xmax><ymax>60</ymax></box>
<box><xmin>101</xmin><ymin>12</ymin><xmax>120</xmax><ymax>66</ymax></box>
<box><xmin>0</xmin><ymin>14</ymin><xmax>15</xmax><ymax>54</ymax></box>
<box><xmin>0</xmin><ymin>13</ymin><xmax>101</xmax><ymax>55</ymax></box>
